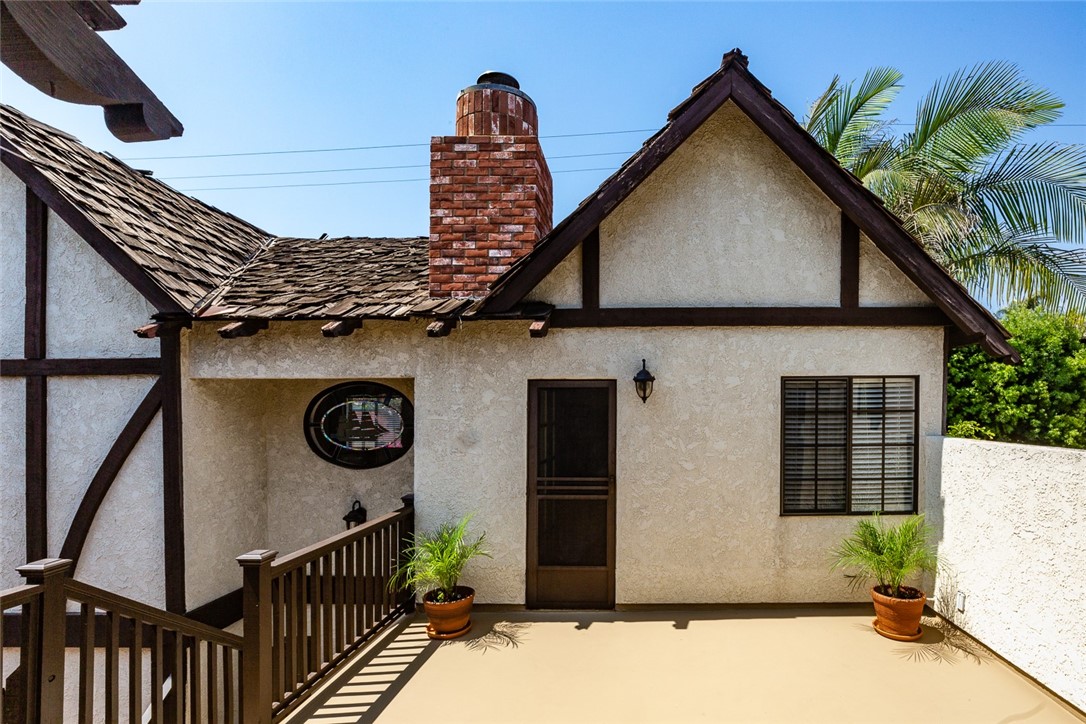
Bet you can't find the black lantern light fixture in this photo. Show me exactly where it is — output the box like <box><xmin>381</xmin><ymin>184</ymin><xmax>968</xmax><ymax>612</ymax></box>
<box><xmin>633</xmin><ymin>359</ymin><xmax>655</xmax><ymax>403</ymax></box>
<box><xmin>343</xmin><ymin>500</ymin><xmax>367</xmax><ymax>529</ymax></box>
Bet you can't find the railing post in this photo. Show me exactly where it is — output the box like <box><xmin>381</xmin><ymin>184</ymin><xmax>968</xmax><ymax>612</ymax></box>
<box><xmin>237</xmin><ymin>549</ymin><xmax>276</xmax><ymax>724</ymax></box>
<box><xmin>17</xmin><ymin>558</ymin><xmax>71</xmax><ymax>724</ymax></box>
<box><xmin>397</xmin><ymin>496</ymin><xmax>415</xmax><ymax>607</ymax></box>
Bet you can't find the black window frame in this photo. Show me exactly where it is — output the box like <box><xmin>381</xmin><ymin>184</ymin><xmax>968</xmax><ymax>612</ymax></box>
<box><xmin>779</xmin><ymin>376</ymin><xmax>920</xmax><ymax>516</ymax></box>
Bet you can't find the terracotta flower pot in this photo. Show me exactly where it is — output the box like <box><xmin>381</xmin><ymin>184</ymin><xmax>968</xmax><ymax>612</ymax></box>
<box><xmin>870</xmin><ymin>586</ymin><xmax>926</xmax><ymax>641</ymax></box>
<box><xmin>422</xmin><ymin>586</ymin><xmax>475</xmax><ymax>640</ymax></box>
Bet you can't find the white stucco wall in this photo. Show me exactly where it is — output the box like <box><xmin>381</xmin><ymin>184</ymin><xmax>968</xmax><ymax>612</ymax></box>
<box><xmin>525</xmin><ymin>243</ymin><xmax>581</xmax><ymax>308</ymax></box>
<box><xmin>0</xmin><ymin>166</ymin><xmax>164</xmax><ymax>604</ymax></box>
<box><xmin>182</xmin><ymin>374</ymin><xmax>269</xmax><ymax>609</ymax></box>
<box><xmin>1</xmin><ymin>165</ymin><xmax>26</xmax><ymax>358</ymax></box>
<box><xmin>45</xmin><ymin>203</ymin><xmax>157</xmax><ymax>357</ymax></box>
<box><xmin>187</xmin><ymin>320</ymin><xmax>943</xmax><ymax>606</ymax></box>
<box><xmin>926</xmin><ymin>436</ymin><xmax>1086</xmax><ymax>711</ymax></box>
<box><xmin>859</xmin><ymin>234</ymin><xmax>933</xmax><ymax>307</ymax></box>
<box><xmin>598</xmin><ymin>102</ymin><xmax>840</xmax><ymax>308</ymax></box>
<box><xmin>0</xmin><ymin>378</ymin><xmax>26</xmax><ymax>589</ymax></box>
<box><xmin>263</xmin><ymin>378</ymin><xmax>414</xmax><ymax>557</ymax></box>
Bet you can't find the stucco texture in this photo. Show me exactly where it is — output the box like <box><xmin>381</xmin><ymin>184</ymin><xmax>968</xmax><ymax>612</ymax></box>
<box><xmin>859</xmin><ymin>233</ymin><xmax>934</xmax><ymax>307</ymax></box>
<box><xmin>525</xmin><ymin>242</ymin><xmax>581</xmax><ymax>308</ymax></box>
<box><xmin>188</xmin><ymin>320</ymin><xmax>943</xmax><ymax>606</ymax></box>
<box><xmin>1</xmin><ymin>165</ymin><xmax>26</xmax><ymax>358</ymax></box>
<box><xmin>599</xmin><ymin>101</ymin><xmax>840</xmax><ymax>308</ymax></box>
<box><xmin>44</xmin><ymin>202</ymin><xmax>157</xmax><ymax>358</ymax></box>
<box><xmin>181</xmin><ymin>372</ymin><xmax>414</xmax><ymax>608</ymax></box>
<box><xmin>0</xmin><ymin>378</ymin><xmax>26</xmax><ymax>589</ymax></box>
<box><xmin>926</xmin><ymin>436</ymin><xmax>1086</xmax><ymax>711</ymax></box>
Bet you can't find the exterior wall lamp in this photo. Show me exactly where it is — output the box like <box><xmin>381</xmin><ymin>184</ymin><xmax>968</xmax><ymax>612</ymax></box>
<box><xmin>343</xmin><ymin>500</ymin><xmax>367</xmax><ymax>529</ymax></box>
<box><xmin>633</xmin><ymin>359</ymin><xmax>655</xmax><ymax>403</ymax></box>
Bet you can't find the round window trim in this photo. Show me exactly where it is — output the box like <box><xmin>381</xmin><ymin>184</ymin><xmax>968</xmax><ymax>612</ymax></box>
<box><xmin>303</xmin><ymin>381</ymin><xmax>414</xmax><ymax>469</ymax></box>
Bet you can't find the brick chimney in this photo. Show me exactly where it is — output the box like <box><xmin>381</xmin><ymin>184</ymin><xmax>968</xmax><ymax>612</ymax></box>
<box><xmin>429</xmin><ymin>72</ymin><xmax>553</xmax><ymax>298</ymax></box>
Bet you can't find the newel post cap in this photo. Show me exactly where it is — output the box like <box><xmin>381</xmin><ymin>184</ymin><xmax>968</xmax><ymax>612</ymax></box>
<box><xmin>17</xmin><ymin>558</ymin><xmax>72</xmax><ymax>582</ymax></box>
<box><xmin>236</xmin><ymin>549</ymin><xmax>278</xmax><ymax>567</ymax></box>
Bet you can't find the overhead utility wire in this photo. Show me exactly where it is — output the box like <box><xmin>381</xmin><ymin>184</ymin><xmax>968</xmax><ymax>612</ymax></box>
<box><xmin>179</xmin><ymin>166</ymin><xmax>620</xmax><ymax>193</ymax></box>
<box><xmin>123</xmin><ymin>128</ymin><xmax>659</xmax><ymax>162</ymax></box>
<box><xmin>159</xmin><ymin>151</ymin><xmax>636</xmax><ymax>181</ymax></box>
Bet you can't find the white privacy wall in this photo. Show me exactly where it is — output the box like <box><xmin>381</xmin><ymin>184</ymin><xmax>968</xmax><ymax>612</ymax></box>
<box><xmin>926</xmin><ymin>437</ymin><xmax>1086</xmax><ymax>711</ymax></box>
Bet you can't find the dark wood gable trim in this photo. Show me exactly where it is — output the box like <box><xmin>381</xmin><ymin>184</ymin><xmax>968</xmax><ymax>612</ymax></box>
<box><xmin>840</xmin><ymin>213</ymin><xmax>859</xmax><ymax>308</ymax></box>
<box><xmin>1</xmin><ymin>142</ymin><xmax>186</xmax><ymax>316</ymax></box>
<box><xmin>160</xmin><ymin>326</ymin><xmax>187</xmax><ymax>614</ymax></box>
<box><xmin>478</xmin><ymin>51</ymin><xmax>1018</xmax><ymax>363</ymax></box>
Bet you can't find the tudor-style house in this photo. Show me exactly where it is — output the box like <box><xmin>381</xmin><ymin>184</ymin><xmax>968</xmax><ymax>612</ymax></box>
<box><xmin>1</xmin><ymin>51</ymin><xmax>1018</xmax><ymax>626</ymax></box>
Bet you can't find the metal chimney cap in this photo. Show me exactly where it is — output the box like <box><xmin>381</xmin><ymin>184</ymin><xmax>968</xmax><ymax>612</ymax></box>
<box><xmin>476</xmin><ymin>71</ymin><xmax>520</xmax><ymax>89</ymax></box>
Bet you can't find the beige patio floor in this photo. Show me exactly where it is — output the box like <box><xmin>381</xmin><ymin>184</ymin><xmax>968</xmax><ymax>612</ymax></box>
<box><xmin>284</xmin><ymin>606</ymin><xmax>1084</xmax><ymax>724</ymax></box>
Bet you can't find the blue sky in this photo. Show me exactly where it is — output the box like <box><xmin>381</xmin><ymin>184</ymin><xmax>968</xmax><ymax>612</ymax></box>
<box><xmin>2</xmin><ymin>2</ymin><xmax>1084</xmax><ymax>239</ymax></box>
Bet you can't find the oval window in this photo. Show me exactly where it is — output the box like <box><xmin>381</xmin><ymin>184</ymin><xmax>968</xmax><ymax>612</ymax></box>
<box><xmin>303</xmin><ymin>382</ymin><xmax>414</xmax><ymax>469</ymax></box>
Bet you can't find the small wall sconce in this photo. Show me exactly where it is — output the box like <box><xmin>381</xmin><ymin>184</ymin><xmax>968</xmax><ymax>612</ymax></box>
<box><xmin>633</xmin><ymin>359</ymin><xmax>655</xmax><ymax>403</ymax></box>
<box><xmin>343</xmin><ymin>500</ymin><xmax>367</xmax><ymax>529</ymax></box>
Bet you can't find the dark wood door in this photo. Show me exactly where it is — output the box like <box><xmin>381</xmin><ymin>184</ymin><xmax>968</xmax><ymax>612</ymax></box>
<box><xmin>527</xmin><ymin>380</ymin><xmax>616</xmax><ymax>609</ymax></box>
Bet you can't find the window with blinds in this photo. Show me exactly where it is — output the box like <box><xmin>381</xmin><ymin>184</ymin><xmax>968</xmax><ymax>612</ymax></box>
<box><xmin>781</xmin><ymin>377</ymin><xmax>918</xmax><ymax>515</ymax></box>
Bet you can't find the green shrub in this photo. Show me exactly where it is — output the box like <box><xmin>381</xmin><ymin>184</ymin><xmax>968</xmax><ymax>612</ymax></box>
<box><xmin>948</xmin><ymin>304</ymin><xmax>1086</xmax><ymax>448</ymax></box>
<box><xmin>831</xmin><ymin>514</ymin><xmax>937</xmax><ymax>599</ymax></box>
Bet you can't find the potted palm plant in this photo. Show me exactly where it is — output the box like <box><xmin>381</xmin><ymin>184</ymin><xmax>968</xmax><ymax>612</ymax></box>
<box><xmin>832</xmin><ymin>513</ymin><xmax>937</xmax><ymax>641</ymax></box>
<box><xmin>391</xmin><ymin>514</ymin><xmax>490</xmax><ymax>639</ymax></box>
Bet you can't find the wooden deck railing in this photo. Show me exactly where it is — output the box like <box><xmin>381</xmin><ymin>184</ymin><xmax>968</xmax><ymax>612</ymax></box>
<box><xmin>240</xmin><ymin>504</ymin><xmax>414</xmax><ymax>722</ymax></box>
<box><xmin>0</xmin><ymin>501</ymin><xmax>414</xmax><ymax>724</ymax></box>
<box><xmin>1</xmin><ymin>559</ymin><xmax>243</xmax><ymax>723</ymax></box>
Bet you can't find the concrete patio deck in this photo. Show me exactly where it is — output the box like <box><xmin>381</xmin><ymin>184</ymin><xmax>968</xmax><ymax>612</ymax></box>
<box><xmin>285</xmin><ymin>606</ymin><xmax>1084</xmax><ymax>724</ymax></box>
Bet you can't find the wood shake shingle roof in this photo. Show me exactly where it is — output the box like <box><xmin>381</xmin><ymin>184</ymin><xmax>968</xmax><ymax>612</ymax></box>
<box><xmin>1</xmin><ymin>104</ymin><xmax>467</xmax><ymax>321</ymax></box>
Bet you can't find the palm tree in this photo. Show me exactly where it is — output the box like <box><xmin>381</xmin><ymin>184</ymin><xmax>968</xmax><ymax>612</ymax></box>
<box><xmin>803</xmin><ymin>63</ymin><xmax>1086</xmax><ymax>314</ymax></box>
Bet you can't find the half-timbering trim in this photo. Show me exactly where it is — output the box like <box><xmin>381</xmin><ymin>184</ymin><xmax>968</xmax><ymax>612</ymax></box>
<box><xmin>840</xmin><ymin>213</ymin><xmax>859</xmax><ymax>308</ymax></box>
<box><xmin>1</xmin><ymin>357</ymin><xmax>161</xmax><ymax>377</ymax></box>
<box><xmin>159</xmin><ymin>327</ymin><xmax>186</xmax><ymax>614</ymax></box>
<box><xmin>60</xmin><ymin>379</ymin><xmax>163</xmax><ymax>569</ymax></box>
<box><xmin>1</xmin><ymin>143</ymin><xmax>185</xmax><ymax>315</ymax></box>
<box><xmin>528</xmin><ymin>315</ymin><xmax>551</xmax><ymax>338</ymax></box>
<box><xmin>581</xmin><ymin>228</ymin><xmax>600</xmax><ymax>311</ymax></box>
<box><xmin>550</xmin><ymin>306</ymin><xmax>949</xmax><ymax>328</ymax></box>
<box><xmin>478</xmin><ymin>51</ymin><xmax>1017</xmax><ymax>363</ymax></box>
<box><xmin>24</xmin><ymin>187</ymin><xmax>47</xmax><ymax>562</ymax></box>
<box><xmin>426</xmin><ymin>319</ymin><xmax>453</xmax><ymax>338</ymax></box>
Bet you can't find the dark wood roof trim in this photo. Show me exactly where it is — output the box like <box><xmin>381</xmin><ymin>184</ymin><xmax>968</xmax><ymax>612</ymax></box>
<box><xmin>1</xmin><ymin>141</ymin><xmax>186</xmax><ymax>315</ymax></box>
<box><xmin>840</xmin><ymin>213</ymin><xmax>859</xmax><ymax>309</ymax></box>
<box><xmin>550</xmin><ymin>306</ymin><xmax>950</xmax><ymax>328</ymax></box>
<box><xmin>478</xmin><ymin>50</ymin><xmax>1018</xmax><ymax>363</ymax></box>
<box><xmin>1</xmin><ymin>1</ymin><xmax>182</xmax><ymax>141</ymax></box>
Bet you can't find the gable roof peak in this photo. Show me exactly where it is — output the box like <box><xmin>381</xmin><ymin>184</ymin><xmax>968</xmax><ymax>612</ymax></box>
<box><xmin>721</xmin><ymin>48</ymin><xmax>749</xmax><ymax>68</ymax></box>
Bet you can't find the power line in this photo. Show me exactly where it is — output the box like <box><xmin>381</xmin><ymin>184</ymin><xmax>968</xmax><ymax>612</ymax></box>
<box><xmin>179</xmin><ymin>166</ymin><xmax>620</xmax><ymax>193</ymax></box>
<box><xmin>124</xmin><ymin>129</ymin><xmax>658</xmax><ymax>162</ymax></box>
<box><xmin>159</xmin><ymin>151</ymin><xmax>636</xmax><ymax>181</ymax></box>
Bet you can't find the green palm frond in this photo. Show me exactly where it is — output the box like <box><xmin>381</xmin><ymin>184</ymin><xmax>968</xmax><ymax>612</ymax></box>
<box><xmin>390</xmin><ymin>514</ymin><xmax>491</xmax><ymax>602</ymax></box>
<box><xmin>905</xmin><ymin>61</ymin><xmax>1062</xmax><ymax>170</ymax></box>
<box><xmin>804</xmin><ymin>67</ymin><xmax>903</xmax><ymax>172</ymax></box>
<box><xmin>966</xmin><ymin>142</ymin><xmax>1086</xmax><ymax>244</ymax></box>
<box><xmin>832</xmin><ymin>514</ymin><xmax>937</xmax><ymax>598</ymax></box>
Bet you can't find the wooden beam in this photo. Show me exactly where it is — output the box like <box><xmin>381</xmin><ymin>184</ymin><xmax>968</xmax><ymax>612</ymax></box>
<box><xmin>159</xmin><ymin>328</ymin><xmax>185</xmax><ymax>614</ymax></box>
<box><xmin>840</xmin><ymin>212</ymin><xmax>859</xmax><ymax>308</ymax></box>
<box><xmin>550</xmin><ymin>306</ymin><xmax>949</xmax><ymax>328</ymax></box>
<box><xmin>24</xmin><ymin>187</ymin><xmax>47</xmax><ymax>562</ymax></box>
<box><xmin>1</xmin><ymin>145</ymin><xmax>186</xmax><ymax>315</ymax></box>
<box><xmin>1</xmin><ymin>357</ymin><xmax>161</xmax><ymax>377</ymax></box>
<box><xmin>320</xmin><ymin>319</ymin><xmax>362</xmax><ymax>338</ymax></box>
<box><xmin>426</xmin><ymin>320</ymin><xmax>452</xmax><ymax>338</ymax></box>
<box><xmin>1</xmin><ymin>1</ymin><xmax>182</xmax><ymax>141</ymax></box>
<box><xmin>25</xmin><ymin>375</ymin><xmax>47</xmax><ymax>562</ymax></box>
<box><xmin>217</xmin><ymin>320</ymin><xmax>268</xmax><ymax>339</ymax></box>
<box><xmin>134</xmin><ymin>323</ymin><xmax>160</xmax><ymax>339</ymax></box>
<box><xmin>71</xmin><ymin>1</ymin><xmax>127</xmax><ymax>31</ymax></box>
<box><xmin>529</xmin><ymin>315</ymin><xmax>551</xmax><ymax>338</ymax></box>
<box><xmin>581</xmin><ymin>228</ymin><xmax>600</xmax><ymax>311</ymax></box>
<box><xmin>60</xmin><ymin>380</ymin><xmax>163</xmax><ymax>569</ymax></box>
